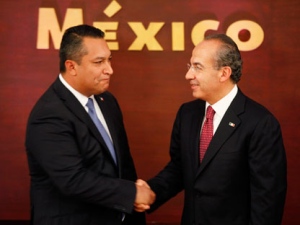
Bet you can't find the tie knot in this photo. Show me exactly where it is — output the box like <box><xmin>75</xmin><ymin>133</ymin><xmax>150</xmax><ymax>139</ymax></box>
<box><xmin>206</xmin><ymin>106</ymin><xmax>215</xmax><ymax>120</ymax></box>
<box><xmin>86</xmin><ymin>98</ymin><xmax>95</xmax><ymax>111</ymax></box>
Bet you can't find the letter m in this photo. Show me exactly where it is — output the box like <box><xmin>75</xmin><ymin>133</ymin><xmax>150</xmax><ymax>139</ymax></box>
<box><xmin>37</xmin><ymin>8</ymin><xmax>83</xmax><ymax>49</ymax></box>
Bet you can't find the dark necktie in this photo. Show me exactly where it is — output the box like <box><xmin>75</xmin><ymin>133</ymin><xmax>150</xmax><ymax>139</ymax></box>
<box><xmin>86</xmin><ymin>98</ymin><xmax>117</xmax><ymax>164</ymax></box>
<box><xmin>199</xmin><ymin>106</ymin><xmax>215</xmax><ymax>162</ymax></box>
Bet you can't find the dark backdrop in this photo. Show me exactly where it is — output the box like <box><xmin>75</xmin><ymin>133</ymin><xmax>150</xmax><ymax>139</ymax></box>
<box><xmin>0</xmin><ymin>0</ymin><xmax>299</xmax><ymax>224</ymax></box>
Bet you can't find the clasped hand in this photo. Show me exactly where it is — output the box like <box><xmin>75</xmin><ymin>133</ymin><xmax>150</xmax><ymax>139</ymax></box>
<box><xmin>134</xmin><ymin>179</ymin><xmax>156</xmax><ymax>212</ymax></box>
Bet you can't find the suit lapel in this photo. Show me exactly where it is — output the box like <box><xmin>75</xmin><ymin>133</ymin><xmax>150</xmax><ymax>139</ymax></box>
<box><xmin>196</xmin><ymin>90</ymin><xmax>246</xmax><ymax>177</ymax></box>
<box><xmin>53</xmin><ymin>78</ymin><xmax>89</xmax><ymax>125</ymax></box>
<box><xmin>94</xmin><ymin>94</ymin><xmax>120</xmax><ymax>168</ymax></box>
<box><xmin>186</xmin><ymin>101</ymin><xmax>206</xmax><ymax>174</ymax></box>
<box><xmin>53</xmin><ymin>78</ymin><xmax>116</xmax><ymax>165</ymax></box>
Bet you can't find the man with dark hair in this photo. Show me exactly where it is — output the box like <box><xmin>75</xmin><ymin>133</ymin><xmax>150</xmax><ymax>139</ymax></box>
<box><xmin>137</xmin><ymin>34</ymin><xmax>287</xmax><ymax>225</ymax></box>
<box><xmin>25</xmin><ymin>24</ymin><xmax>154</xmax><ymax>225</ymax></box>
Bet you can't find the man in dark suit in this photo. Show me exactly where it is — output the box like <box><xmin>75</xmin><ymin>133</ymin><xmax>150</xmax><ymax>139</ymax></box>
<box><xmin>25</xmin><ymin>24</ymin><xmax>155</xmax><ymax>225</ymax></box>
<box><xmin>137</xmin><ymin>34</ymin><xmax>287</xmax><ymax>224</ymax></box>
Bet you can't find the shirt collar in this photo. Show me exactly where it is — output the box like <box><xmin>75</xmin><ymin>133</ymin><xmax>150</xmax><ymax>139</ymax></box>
<box><xmin>207</xmin><ymin>85</ymin><xmax>238</xmax><ymax>117</ymax></box>
<box><xmin>59</xmin><ymin>74</ymin><xmax>92</xmax><ymax>108</ymax></box>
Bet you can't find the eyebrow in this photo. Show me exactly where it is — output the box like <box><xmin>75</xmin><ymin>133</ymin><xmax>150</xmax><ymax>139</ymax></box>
<box><xmin>93</xmin><ymin>55</ymin><xmax>112</xmax><ymax>60</ymax></box>
<box><xmin>192</xmin><ymin>62</ymin><xmax>204</xmax><ymax>67</ymax></box>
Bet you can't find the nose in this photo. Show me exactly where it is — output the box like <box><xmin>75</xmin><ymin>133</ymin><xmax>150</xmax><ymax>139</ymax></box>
<box><xmin>185</xmin><ymin>70</ymin><xmax>195</xmax><ymax>80</ymax></box>
<box><xmin>104</xmin><ymin>62</ymin><xmax>113</xmax><ymax>75</ymax></box>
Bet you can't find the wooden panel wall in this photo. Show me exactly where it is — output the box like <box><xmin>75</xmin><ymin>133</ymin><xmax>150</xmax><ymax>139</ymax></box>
<box><xmin>0</xmin><ymin>0</ymin><xmax>299</xmax><ymax>224</ymax></box>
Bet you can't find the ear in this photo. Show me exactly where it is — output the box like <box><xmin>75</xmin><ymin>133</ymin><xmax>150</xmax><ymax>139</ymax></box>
<box><xmin>219</xmin><ymin>66</ymin><xmax>232</xmax><ymax>82</ymax></box>
<box><xmin>65</xmin><ymin>60</ymin><xmax>77</xmax><ymax>76</ymax></box>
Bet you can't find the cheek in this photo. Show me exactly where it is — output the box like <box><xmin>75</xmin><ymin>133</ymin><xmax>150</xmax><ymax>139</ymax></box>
<box><xmin>91</xmin><ymin>71</ymin><xmax>103</xmax><ymax>83</ymax></box>
<box><xmin>198</xmin><ymin>76</ymin><xmax>214</xmax><ymax>94</ymax></box>
<box><xmin>204</xmin><ymin>73</ymin><xmax>218</xmax><ymax>85</ymax></box>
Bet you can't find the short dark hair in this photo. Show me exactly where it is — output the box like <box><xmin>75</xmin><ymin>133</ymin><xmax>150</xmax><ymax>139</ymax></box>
<box><xmin>205</xmin><ymin>34</ymin><xmax>243</xmax><ymax>83</ymax></box>
<box><xmin>59</xmin><ymin>24</ymin><xmax>105</xmax><ymax>72</ymax></box>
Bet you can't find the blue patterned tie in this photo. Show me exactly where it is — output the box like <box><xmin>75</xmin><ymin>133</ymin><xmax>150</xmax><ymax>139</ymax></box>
<box><xmin>86</xmin><ymin>98</ymin><xmax>117</xmax><ymax>164</ymax></box>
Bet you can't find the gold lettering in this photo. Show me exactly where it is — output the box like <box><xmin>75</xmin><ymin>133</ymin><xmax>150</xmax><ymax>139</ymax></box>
<box><xmin>226</xmin><ymin>20</ymin><xmax>264</xmax><ymax>51</ymax></box>
<box><xmin>93</xmin><ymin>22</ymin><xmax>119</xmax><ymax>50</ymax></box>
<box><xmin>191</xmin><ymin>20</ymin><xmax>220</xmax><ymax>45</ymax></box>
<box><xmin>172</xmin><ymin>22</ymin><xmax>185</xmax><ymax>51</ymax></box>
<box><xmin>37</xmin><ymin>8</ymin><xmax>83</xmax><ymax>49</ymax></box>
<box><xmin>128</xmin><ymin>22</ymin><xmax>165</xmax><ymax>51</ymax></box>
<box><xmin>36</xmin><ymin>8</ymin><xmax>265</xmax><ymax>52</ymax></box>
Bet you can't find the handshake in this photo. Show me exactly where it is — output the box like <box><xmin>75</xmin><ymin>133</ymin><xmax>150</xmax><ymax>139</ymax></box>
<box><xmin>134</xmin><ymin>179</ymin><xmax>156</xmax><ymax>212</ymax></box>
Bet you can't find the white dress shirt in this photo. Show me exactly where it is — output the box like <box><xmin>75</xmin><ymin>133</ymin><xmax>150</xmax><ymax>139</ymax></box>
<box><xmin>203</xmin><ymin>85</ymin><xmax>238</xmax><ymax>134</ymax></box>
<box><xmin>59</xmin><ymin>74</ymin><xmax>113</xmax><ymax>141</ymax></box>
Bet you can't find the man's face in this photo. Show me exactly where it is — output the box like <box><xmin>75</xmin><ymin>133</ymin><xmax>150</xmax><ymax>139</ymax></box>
<box><xmin>75</xmin><ymin>37</ymin><xmax>113</xmax><ymax>97</ymax></box>
<box><xmin>185</xmin><ymin>40</ymin><xmax>223</xmax><ymax>104</ymax></box>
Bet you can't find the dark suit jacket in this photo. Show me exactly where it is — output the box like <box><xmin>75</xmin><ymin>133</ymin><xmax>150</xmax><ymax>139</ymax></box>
<box><xmin>25</xmin><ymin>78</ymin><xmax>145</xmax><ymax>225</ymax></box>
<box><xmin>148</xmin><ymin>90</ymin><xmax>287</xmax><ymax>225</ymax></box>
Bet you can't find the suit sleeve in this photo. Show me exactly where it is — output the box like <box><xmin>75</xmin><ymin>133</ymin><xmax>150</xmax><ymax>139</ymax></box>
<box><xmin>147</xmin><ymin>105</ymin><xmax>184</xmax><ymax>211</ymax></box>
<box><xmin>248</xmin><ymin>114</ymin><xmax>287</xmax><ymax>225</ymax></box>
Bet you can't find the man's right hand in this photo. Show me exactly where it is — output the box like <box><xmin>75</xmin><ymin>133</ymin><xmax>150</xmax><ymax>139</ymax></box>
<box><xmin>134</xmin><ymin>179</ymin><xmax>156</xmax><ymax>212</ymax></box>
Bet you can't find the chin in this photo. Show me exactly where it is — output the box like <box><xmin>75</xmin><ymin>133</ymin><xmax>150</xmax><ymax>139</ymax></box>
<box><xmin>192</xmin><ymin>92</ymin><xmax>200</xmax><ymax>99</ymax></box>
<box><xmin>98</xmin><ymin>84</ymin><xmax>109</xmax><ymax>92</ymax></box>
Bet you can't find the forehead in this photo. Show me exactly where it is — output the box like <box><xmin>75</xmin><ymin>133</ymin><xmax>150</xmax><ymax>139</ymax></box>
<box><xmin>82</xmin><ymin>37</ymin><xmax>111</xmax><ymax>58</ymax></box>
<box><xmin>191</xmin><ymin>40</ymin><xmax>220</xmax><ymax>65</ymax></box>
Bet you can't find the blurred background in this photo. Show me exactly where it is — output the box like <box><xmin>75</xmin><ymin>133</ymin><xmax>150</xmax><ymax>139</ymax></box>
<box><xmin>0</xmin><ymin>0</ymin><xmax>299</xmax><ymax>224</ymax></box>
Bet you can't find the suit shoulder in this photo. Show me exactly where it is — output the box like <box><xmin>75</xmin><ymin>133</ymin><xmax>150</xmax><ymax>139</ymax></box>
<box><xmin>28</xmin><ymin>85</ymin><xmax>68</xmax><ymax>120</ymax></box>
<box><xmin>245</xmin><ymin>96</ymin><xmax>274</xmax><ymax>116</ymax></box>
<box><xmin>179</xmin><ymin>99</ymin><xmax>204</xmax><ymax>111</ymax></box>
<box><xmin>242</xmin><ymin>95</ymin><xmax>281</xmax><ymax>126</ymax></box>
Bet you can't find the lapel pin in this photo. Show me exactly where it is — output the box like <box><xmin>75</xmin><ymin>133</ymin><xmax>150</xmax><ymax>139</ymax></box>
<box><xmin>100</xmin><ymin>97</ymin><xmax>104</xmax><ymax>101</ymax></box>
<box><xmin>229</xmin><ymin>122</ymin><xmax>235</xmax><ymax>127</ymax></box>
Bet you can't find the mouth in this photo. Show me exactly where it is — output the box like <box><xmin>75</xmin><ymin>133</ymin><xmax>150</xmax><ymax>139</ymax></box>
<box><xmin>190</xmin><ymin>83</ymin><xmax>199</xmax><ymax>89</ymax></box>
<box><xmin>95</xmin><ymin>77</ymin><xmax>109</xmax><ymax>82</ymax></box>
